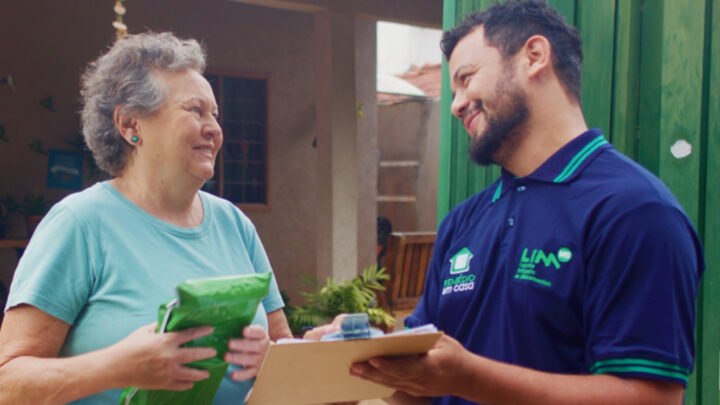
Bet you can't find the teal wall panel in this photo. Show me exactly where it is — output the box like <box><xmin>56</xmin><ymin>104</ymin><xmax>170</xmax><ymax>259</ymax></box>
<box><xmin>577</xmin><ymin>0</ymin><xmax>616</xmax><ymax>134</ymax></box>
<box><xmin>636</xmin><ymin>0</ymin><xmax>663</xmax><ymax>175</ymax></box>
<box><xmin>699</xmin><ymin>0</ymin><xmax>720</xmax><ymax>403</ymax></box>
<box><xmin>610</xmin><ymin>0</ymin><xmax>641</xmax><ymax>158</ymax></box>
<box><xmin>655</xmin><ymin>0</ymin><xmax>704</xmax><ymax>225</ymax></box>
<box><xmin>547</xmin><ymin>0</ymin><xmax>577</xmax><ymax>25</ymax></box>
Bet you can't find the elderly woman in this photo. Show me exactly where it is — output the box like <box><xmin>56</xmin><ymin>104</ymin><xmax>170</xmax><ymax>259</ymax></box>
<box><xmin>0</xmin><ymin>32</ymin><xmax>292</xmax><ymax>404</ymax></box>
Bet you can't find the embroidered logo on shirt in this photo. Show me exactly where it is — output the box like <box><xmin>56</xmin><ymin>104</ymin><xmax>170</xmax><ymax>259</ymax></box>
<box><xmin>442</xmin><ymin>248</ymin><xmax>476</xmax><ymax>295</ymax></box>
<box><xmin>557</xmin><ymin>247</ymin><xmax>572</xmax><ymax>263</ymax></box>
<box><xmin>514</xmin><ymin>247</ymin><xmax>572</xmax><ymax>287</ymax></box>
<box><xmin>449</xmin><ymin>247</ymin><xmax>473</xmax><ymax>274</ymax></box>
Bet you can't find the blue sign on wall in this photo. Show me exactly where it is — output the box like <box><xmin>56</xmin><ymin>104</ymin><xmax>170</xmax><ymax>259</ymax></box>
<box><xmin>46</xmin><ymin>149</ymin><xmax>82</xmax><ymax>190</ymax></box>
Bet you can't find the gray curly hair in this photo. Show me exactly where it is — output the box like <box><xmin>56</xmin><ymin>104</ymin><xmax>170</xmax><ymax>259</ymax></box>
<box><xmin>81</xmin><ymin>32</ymin><xmax>207</xmax><ymax>176</ymax></box>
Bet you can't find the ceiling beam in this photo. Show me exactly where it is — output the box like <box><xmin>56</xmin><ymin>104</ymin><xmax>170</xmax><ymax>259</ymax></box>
<box><xmin>228</xmin><ymin>0</ymin><xmax>442</xmax><ymax>28</ymax></box>
<box><xmin>229</xmin><ymin>0</ymin><xmax>327</xmax><ymax>13</ymax></box>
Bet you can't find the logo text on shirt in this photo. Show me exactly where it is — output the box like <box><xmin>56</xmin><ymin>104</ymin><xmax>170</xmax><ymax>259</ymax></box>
<box><xmin>443</xmin><ymin>247</ymin><xmax>476</xmax><ymax>295</ymax></box>
<box><xmin>514</xmin><ymin>247</ymin><xmax>572</xmax><ymax>287</ymax></box>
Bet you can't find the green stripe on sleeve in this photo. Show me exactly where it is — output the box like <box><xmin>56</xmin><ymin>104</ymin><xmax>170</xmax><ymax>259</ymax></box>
<box><xmin>591</xmin><ymin>365</ymin><xmax>689</xmax><ymax>383</ymax></box>
<box><xmin>590</xmin><ymin>358</ymin><xmax>690</xmax><ymax>374</ymax></box>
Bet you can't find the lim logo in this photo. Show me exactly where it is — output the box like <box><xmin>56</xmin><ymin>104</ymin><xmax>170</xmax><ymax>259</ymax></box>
<box><xmin>520</xmin><ymin>247</ymin><xmax>572</xmax><ymax>269</ymax></box>
<box><xmin>514</xmin><ymin>247</ymin><xmax>572</xmax><ymax>287</ymax></box>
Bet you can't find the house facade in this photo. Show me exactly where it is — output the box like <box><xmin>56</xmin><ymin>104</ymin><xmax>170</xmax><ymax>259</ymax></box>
<box><xmin>0</xmin><ymin>0</ymin><xmax>442</xmax><ymax>302</ymax></box>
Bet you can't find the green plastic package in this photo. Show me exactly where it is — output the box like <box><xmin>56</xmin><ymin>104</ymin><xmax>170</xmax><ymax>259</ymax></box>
<box><xmin>118</xmin><ymin>272</ymin><xmax>272</xmax><ymax>405</ymax></box>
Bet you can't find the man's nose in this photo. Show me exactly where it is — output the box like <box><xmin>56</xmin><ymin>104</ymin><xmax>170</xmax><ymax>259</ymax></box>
<box><xmin>451</xmin><ymin>91</ymin><xmax>469</xmax><ymax>119</ymax></box>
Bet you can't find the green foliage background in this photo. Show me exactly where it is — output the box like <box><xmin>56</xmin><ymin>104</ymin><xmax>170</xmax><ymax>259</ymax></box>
<box><xmin>284</xmin><ymin>265</ymin><xmax>395</xmax><ymax>336</ymax></box>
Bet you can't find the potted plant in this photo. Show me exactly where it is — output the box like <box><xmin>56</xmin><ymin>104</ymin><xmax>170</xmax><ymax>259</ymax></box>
<box><xmin>20</xmin><ymin>190</ymin><xmax>50</xmax><ymax>237</ymax></box>
<box><xmin>286</xmin><ymin>265</ymin><xmax>395</xmax><ymax>336</ymax></box>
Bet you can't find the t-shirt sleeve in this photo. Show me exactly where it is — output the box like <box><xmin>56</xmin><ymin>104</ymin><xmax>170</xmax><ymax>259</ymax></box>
<box><xmin>238</xmin><ymin>216</ymin><xmax>284</xmax><ymax>314</ymax></box>
<box><xmin>5</xmin><ymin>204</ymin><xmax>93</xmax><ymax>325</ymax></box>
<box><xmin>584</xmin><ymin>202</ymin><xmax>703</xmax><ymax>385</ymax></box>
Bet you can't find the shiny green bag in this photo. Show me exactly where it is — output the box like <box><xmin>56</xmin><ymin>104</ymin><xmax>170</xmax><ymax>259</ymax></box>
<box><xmin>119</xmin><ymin>273</ymin><xmax>272</xmax><ymax>405</ymax></box>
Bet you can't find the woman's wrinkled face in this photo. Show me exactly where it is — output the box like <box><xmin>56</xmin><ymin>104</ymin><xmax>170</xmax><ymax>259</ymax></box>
<box><xmin>135</xmin><ymin>69</ymin><xmax>222</xmax><ymax>183</ymax></box>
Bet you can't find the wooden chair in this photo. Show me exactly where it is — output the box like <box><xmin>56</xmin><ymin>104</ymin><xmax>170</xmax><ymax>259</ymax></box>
<box><xmin>380</xmin><ymin>231</ymin><xmax>436</xmax><ymax>312</ymax></box>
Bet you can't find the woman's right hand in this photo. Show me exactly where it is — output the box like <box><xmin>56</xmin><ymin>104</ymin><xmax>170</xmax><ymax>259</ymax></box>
<box><xmin>302</xmin><ymin>314</ymin><xmax>347</xmax><ymax>341</ymax></box>
<box><xmin>107</xmin><ymin>323</ymin><xmax>216</xmax><ymax>391</ymax></box>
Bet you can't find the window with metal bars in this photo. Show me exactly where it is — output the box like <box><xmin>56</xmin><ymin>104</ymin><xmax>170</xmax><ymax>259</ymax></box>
<box><xmin>204</xmin><ymin>73</ymin><xmax>268</xmax><ymax>207</ymax></box>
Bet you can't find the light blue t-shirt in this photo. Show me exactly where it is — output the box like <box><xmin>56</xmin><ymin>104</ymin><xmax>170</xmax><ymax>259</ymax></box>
<box><xmin>6</xmin><ymin>182</ymin><xmax>284</xmax><ymax>404</ymax></box>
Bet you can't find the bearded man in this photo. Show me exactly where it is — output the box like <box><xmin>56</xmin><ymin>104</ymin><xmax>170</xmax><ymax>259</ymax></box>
<box><xmin>350</xmin><ymin>1</ymin><xmax>704</xmax><ymax>404</ymax></box>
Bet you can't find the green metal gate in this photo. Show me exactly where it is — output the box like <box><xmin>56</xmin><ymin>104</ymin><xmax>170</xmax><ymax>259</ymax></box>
<box><xmin>438</xmin><ymin>1</ymin><xmax>719</xmax><ymax>403</ymax></box>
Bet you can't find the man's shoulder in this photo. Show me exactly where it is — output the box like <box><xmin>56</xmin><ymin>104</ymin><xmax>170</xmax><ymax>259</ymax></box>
<box><xmin>582</xmin><ymin>148</ymin><xmax>682</xmax><ymax>209</ymax></box>
<box><xmin>447</xmin><ymin>180</ymin><xmax>498</xmax><ymax>216</ymax></box>
<box><xmin>437</xmin><ymin>179</ymin><xmax>499</xmax><ymax>237</ymax></box>
<box><xmin>575</xmin><ymin>149</ymin><xmax>697</xmax><ymax>250</ymax></box>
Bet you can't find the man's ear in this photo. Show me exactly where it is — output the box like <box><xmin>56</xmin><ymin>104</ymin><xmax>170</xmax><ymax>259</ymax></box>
<box><xmin>113</xmin><ymin>105</ymin><xmax>138</xmax><ymax>145</ymax></box>
<box><xmin>522</xmin><ymin>35</ymin><xmax>552</xmax><ymax>79</ymax></box>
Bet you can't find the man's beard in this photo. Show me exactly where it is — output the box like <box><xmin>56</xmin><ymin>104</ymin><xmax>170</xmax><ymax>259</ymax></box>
<box><xmin>468</xmin><ymin>78</ymin><xmax>529</xmax><ymax>166</ymax></box>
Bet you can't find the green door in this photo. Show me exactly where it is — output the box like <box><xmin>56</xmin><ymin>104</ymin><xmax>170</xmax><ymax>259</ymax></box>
<box><xmin>438</xmin><ymin>1</ymin><xmax>720</xmax><ymax>403</ymax></box>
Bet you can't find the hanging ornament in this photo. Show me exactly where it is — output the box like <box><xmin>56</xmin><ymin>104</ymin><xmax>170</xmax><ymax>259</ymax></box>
<box><xmin>0</xmin><ymin>74</ymin><xmax>15</xmax><ymax>92</ymax></box>
<box><xmin>0</xmin><ymin>125</ymin><xmax>8</xmax><ymax>142</ymax></box>
<box><xmin>113</xmin><ymin>0</ymin><xmax>126</xmax><ymax>15</ymax></box>
<box><xmin>113</xmin><ymin>0</ymin><xmax>128</xmax><ymax>39</ymax></box>
<box><xmin>39</xmin><ymin>96</ymin><xmax>55</xmax><ymax>112</ymax></box>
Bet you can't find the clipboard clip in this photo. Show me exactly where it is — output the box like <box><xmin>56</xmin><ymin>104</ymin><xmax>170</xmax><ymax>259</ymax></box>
<box><xmin>320</xmin><ymin>313</ymin><xmax>383</xmax><ymax>341</ymax></box>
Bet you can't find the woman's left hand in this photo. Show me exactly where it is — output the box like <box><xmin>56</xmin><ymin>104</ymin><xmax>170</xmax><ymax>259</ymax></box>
<box><xmin>225</xmin><ymin>325</ymin><xmax>271</xmax><ymax>381</ymax></box>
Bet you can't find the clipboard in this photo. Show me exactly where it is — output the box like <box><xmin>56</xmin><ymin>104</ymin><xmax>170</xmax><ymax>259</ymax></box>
<box><xmin>246</xmin><ymin>331</ymin><xmax>443</xmax><ymax>405</ymax></box>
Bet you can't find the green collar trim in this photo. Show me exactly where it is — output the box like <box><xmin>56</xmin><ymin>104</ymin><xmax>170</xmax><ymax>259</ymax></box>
<box><xmin>553</xmin><ymin>135</ymin><xmax>608</xmax><ymax>183</ymax></box>
<box><xmin>491</xmin><ymin>180</ymin><xmax>503</xmax><ymax>203</ymax></box>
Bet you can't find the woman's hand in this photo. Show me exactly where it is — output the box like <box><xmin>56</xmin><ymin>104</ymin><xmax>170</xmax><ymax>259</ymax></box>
<box><xmin>302</xmin><ymin>314</ymin><xmax>347</xmax><ymax>341</ymax></box>
<box><xmin>108</xmin><ymin>323</ymin><xmax>216</xmax><ymax>391</ymax></box>
<box><xmin>225</xmin><ymin>325</ymin><xmax>271</xmax><ymax>381</ymax></box>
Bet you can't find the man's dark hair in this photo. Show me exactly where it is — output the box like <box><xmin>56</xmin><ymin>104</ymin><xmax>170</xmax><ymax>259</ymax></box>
<box><xmin>441</xmin><ymin>0</ymin><xmax>583</xmax><ymax>102</ymax></box>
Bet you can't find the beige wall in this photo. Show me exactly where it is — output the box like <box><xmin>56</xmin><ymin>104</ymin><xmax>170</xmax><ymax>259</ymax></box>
<box><xmin>312</xmin><ymin>12</ymin><xmax>378</xmax><ymax>283</ymax></box>
<box><xmin>377</xmin><ymin>99</ymin><xmax>440</xmax><ymax>232</ymax></box>
<box><xmin>354</xmin><ymin>18</ymin><xmax>379</xmax><ymax>272</ymax></box>
<box><xmin>0</xmin><ymin>0</ymin><xmax>323</xmax><ymax>299</ymax></box>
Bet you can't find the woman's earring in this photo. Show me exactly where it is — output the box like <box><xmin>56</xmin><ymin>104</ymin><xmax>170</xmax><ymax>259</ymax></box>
<box><xmin>131</xmin><ymin>135</ymin><xmax>139</xmax><ymax>143</ymax></box>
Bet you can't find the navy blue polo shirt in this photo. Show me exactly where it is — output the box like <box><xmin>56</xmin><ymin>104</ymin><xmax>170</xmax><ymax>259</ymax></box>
<box><xmin>406</xmin><ymin>129</ymin><xmax>704</xmax><ymax>405</ymax></box>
